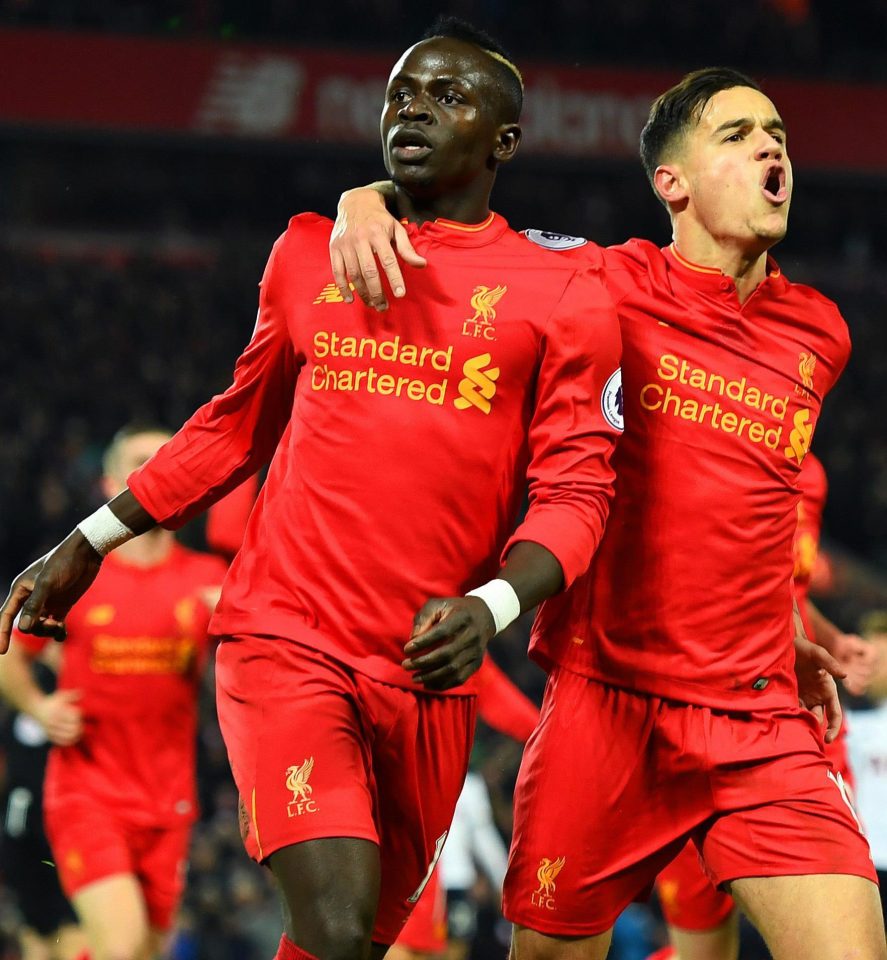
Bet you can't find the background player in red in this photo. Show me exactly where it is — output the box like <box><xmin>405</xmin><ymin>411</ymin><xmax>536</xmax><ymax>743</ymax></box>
<box><xmin>0</xmin><ymin>20</ymin><xmax>622</xmax><ymax>960</ymax></box>
<box><xmin>0</xmin><ymin>425</ymin><xmax>227</xmax><ymax>960</ymax></box>
<box><xmin>327</xmin><ymin>68</ymin><xmax>886</xmax><ymax>960</ymax></box>
<box><xmin>391</xmin><ymin>654</ymin><xmax>539</xmax><ymax>960</ymax></box>
<box><xmin>0</xmin><ymin>640</ymin><xmax>88</xmax><ymax>960</ymax></box>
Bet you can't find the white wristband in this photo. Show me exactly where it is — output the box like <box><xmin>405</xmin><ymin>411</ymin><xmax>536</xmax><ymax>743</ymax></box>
<box><xmin>76</xmin><ymin>505</ymin><xmax>135</xmax><ymax>557</ymax></box>
<box><xmin>466</xmin><ymin>579</ymin><xmax>521</xmax><ymax>635</ymax></box>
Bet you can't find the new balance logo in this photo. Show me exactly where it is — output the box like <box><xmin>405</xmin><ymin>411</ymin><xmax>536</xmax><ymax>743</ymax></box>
<box><xmin>313</xmin><ymin>283</ymin><xmax>354</xmax><ymax>304</ymax></box>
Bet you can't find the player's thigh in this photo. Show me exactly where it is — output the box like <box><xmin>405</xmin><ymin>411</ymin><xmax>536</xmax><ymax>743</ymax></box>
<box><xmin>509</xmin><ymin>925</ymin><xmax>612</xmax><ymax>960</ymax></box>
<box><xmin>270</xmin><ymin>836</ymin><xmax>381</xmax><ymax>958</ymax></box>
<box><xmin>504</xmin><ymin>669</ymin><xmax>703</xmax><ymax>938</ymax></box>
<box><xmin>50</xmin><ymin>924</ymin><xmax>90</xmax><ymax>960</ymax></box>
<box><xmin>72</xmin><ymin>873</ymin><xmax>150</xmax><ymax>960</ymax></box>
<box><xmin>668</xmin><ymin>913</ymin><xmax>739</xmax><ymax>960</ymax></box>
<box><xmin>729</xmin><ymin>873</ymin><xmax>886</xmax><ymax>960</ymax></box>
<box><xmin>369</xmin><ymin>685</ymin><xmax>475</xmax><ymax>949</ymax></box>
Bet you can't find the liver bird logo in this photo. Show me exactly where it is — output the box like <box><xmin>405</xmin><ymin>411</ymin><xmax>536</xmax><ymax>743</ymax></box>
<box><xmin>286</xmin><ymin>757</ymin><xmax>314</xmax><ymax>803</ymax></box>
<box><xmin>798</xmin><ymin>352</ymin><xmax>816</xmax><ymax>390</ymax></box>
<box><xmin>534</xmin><ymin>855</ymin><xmax>566</xmax><ymax>896</ymax></box>
<box><xmin>468</xmin><ymin>284</ymin><xmax>507</xmax><ymax>324</ymax></box>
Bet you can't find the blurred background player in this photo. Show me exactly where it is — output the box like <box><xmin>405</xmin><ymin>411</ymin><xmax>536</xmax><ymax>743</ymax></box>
<box><xmin>0</xmin><ymin>425</ymin><xmax>227</xmax><ymax>960</ymax></box>
<box><xmin>390</xmin><ymin>654</ymin><xmax>539</xmax><ymax>960</ymax></box>
<box><xmin>0</xmin><ymin>642</ymin><xmax>87</xmax><ymax>960</ymax></box>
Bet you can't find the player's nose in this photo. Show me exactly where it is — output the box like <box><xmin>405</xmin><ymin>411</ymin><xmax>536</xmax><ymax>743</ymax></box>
<box><xmin>755</xmin><ymin>131</ymin><xmax>784</xmax><ymax>161</ymax></box>
<box><xmin>398</xmin><ymin>94</ymin><xmax>432</xmax><ymax>123</ymax></box>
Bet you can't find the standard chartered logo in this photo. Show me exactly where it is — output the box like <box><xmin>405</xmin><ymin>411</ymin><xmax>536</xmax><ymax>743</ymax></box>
<box><xmin>784</xmin><ymin>408</ymin><xmax>812</xmax><ymax>462</ymax></box>
<box><xmin>309</xmin><ymin>331</ymin><xmax>502</xmax><ymax>414</ymax></box>
<box><xmin>454</xmin><ymin>353</ymin><xmax>500</xmax><ymax>414</ymax></box>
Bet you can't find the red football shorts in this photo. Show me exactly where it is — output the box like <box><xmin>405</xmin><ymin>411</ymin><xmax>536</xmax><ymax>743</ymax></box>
<box><xmin>503</xmin><ymin>666</ymin><xmax>876</xmax><ymax>937</ymax></box>
<box><xmin>44</xmin><ymin>798</ymin><xmax>190</xmax><ymax>930</ymax></box>
<box><xmin>215</xmin><ymin>635</ymin><xmax>475</xmax><ymax>946</ymax></box>
<box><xmin>394</xmin><ymin>870</ymin><xmax>448</xmax><ymax>954</ymax></box>
<box><xmin>656</xmin><ymin>840</ymin><xmax>734</xmax><ymax>931</ymax></box>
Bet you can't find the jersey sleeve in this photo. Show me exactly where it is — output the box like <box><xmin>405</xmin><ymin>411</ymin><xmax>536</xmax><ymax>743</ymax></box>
<box><xmin>475</xmin><ymin>656</ymin><xmax>539</xmax><ymax>742</ymax></box>
<box><xmin>128</xmin><ymin>232</ymin><xmax>301</xmax><ymax>529</ymax></box>
<box><xmin>504</xmin><ymin>265</ymin><xmax>622</xmax><ymax>587</ymax></box>
<box><xmin>205</xmin><ymin>473</ymin><xmax>260</xmax><ymax>559</ymax></box>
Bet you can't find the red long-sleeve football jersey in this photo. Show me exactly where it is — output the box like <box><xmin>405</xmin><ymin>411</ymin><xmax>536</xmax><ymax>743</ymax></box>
<box><xmin>129</xmin><ymin>213</ymin><xmax>622</xmax><ymax>691</ymax></box>
<box><xmin>530</xmin><ymin>238</ymin><xmax>850</xmax><ymax>711</ymax></box>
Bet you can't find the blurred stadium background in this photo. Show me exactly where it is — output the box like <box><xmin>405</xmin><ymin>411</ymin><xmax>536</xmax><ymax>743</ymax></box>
<box><xmin>1</xmin><ymin>2</ymin><xmax>886</xmax><ymax>958</ymax></box>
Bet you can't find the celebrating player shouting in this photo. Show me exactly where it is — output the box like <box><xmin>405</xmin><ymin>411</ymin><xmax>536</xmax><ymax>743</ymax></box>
<box><xmin>329</xmin><ymin>68</ymin><xmax>886</xmax><ymax>960</ymax></box>
<box><xmin>0</xmin><ymin>20</ymin><xmax>622</xmax><ymax>960</ymax></box>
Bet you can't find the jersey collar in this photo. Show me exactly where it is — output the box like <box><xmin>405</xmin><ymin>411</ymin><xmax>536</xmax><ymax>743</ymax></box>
<box><xmin>400</xmin><ymin>211</ymin><xmax>509</xmax><ymax>248</ymax></box>
<box><xmin>664</xmin><ymin>243</ymin><xmax>786</xmax><ymax>297</ymax></box>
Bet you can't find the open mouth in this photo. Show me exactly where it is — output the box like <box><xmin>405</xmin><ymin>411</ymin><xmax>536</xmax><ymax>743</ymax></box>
<box><xmin>761</xmin><ymin>165</ymin><xmax>788</xmax><ymax>204</ymax></box>
<box><xmin>390</xmin><ymin>128</ymin><xmax>433</xmax><ymax>163</ymax></box>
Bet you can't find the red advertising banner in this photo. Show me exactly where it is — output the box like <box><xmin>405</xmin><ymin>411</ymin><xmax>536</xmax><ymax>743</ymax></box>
<box><xmin>1</xmin><ymin>28</ymin><xmax>884</xmax><ymax>173</ymax></box>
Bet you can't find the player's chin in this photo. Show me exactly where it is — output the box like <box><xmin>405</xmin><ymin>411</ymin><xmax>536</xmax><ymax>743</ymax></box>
<box><xmin>755</xmin><ymin>215</ymin><xmax>789</xmax><ymax>244</ymax></box>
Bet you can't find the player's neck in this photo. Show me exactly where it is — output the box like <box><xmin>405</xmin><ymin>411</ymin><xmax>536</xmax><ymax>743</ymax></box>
<box><xmin>392</xmin><ymin>184</ymin><xmax>492</xmax><ymax>227</ymax></box>
<box><xmin>113</xmin><ymin>528</ymin><xmax>175</xmax><ymax>567</ymax></box>
<box><xmin>672</xmin><ymin>224</ymin><xmax>770</xmax><ymax>305</ymax></box>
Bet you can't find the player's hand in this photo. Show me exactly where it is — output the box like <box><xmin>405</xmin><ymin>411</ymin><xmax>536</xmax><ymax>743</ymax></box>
<box><xmin>0</xmin><ymin>532</ymin><xmax>103</xmax><ymax>654</ymax></box>
<box><xmin>330</xmin><ymin>186</ymin><xmax>426</xmax><ymax>310</ymax></box>
<box><xmin>793</xmin><ymin>635</ymin><xmax>845</xmax><ymax>742</ymax></box>
<box><xmin>32</xmin><ymin>689</ymin><xmax>84</xmax><ymax>746</ymax></box>
<box><xmin>831</xmin><ymin>632</ymin><xmax>878</xmax><ymax>696</ymax></box>
<box><xmin>402</xmin><ymin>597</ymin><xmax>496</xmax><ymax>691</ymax></box>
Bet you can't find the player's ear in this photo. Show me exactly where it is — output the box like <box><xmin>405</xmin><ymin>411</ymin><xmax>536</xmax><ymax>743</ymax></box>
<box><xmin>653</xmin><ymin>162</ymin><xmax>688</xmax><ymax>210</ymax></box>
<box><xmin>493</xmin><ymin>123</ymin><xmax>521</xmax><ymax>165</ymax></box>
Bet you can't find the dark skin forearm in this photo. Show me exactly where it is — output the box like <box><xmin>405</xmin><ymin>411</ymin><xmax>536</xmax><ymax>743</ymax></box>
<box><xmin>107</xmin><ymin>488</ymin><xmax>158</xmax><ymax>535</ymax></box>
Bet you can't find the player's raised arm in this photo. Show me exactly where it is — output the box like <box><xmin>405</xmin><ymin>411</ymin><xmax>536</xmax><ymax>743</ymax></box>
<box><xmin>330</xmin><ymin>181</ymin><xmax>426</xmax><ymax>309</ymax></box>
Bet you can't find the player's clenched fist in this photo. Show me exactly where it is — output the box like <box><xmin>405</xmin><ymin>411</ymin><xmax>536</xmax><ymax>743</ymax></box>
<box><xmin>0</xmin><ymin>532</ymin><xmax>103</xmax><ymax>653</ymax></box>
<box><xmin>403</xmin><ymin>597</ymin><xmax>496</xmax><ymax>691</ymax></box>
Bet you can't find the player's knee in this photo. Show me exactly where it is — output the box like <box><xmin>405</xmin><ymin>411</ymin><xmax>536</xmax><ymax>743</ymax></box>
<box><xmin>285</xmin><ymin>907</ymin><xmax>375</xmax><ymax>960</ymax></box>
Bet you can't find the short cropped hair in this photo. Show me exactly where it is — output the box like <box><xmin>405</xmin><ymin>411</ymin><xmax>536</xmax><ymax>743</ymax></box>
<box><xmin>421</xmin><ymin>15</ymin><xmax>523</xmax><ymax>123</ymax></box>
<box><xmin>640</xmin><ymin>67</ymin><xmax>762</xmax><ymax>205</ymax></box>
<box><xmin>102</xmin><ymin>422</ymin><xmax>171</xmax><ymax>477</ymax></box>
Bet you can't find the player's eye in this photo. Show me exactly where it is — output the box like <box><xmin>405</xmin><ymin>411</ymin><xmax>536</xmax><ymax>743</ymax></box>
<box><xmin>724</xmin><ymin>133</ymin><xmax>744</xmax><ymax>143</ymax></box>
<box><xmin>390</xmin><ymin>90</ymin><xmax>411</xmax><ymax>103</ymax></box>
<box><xmin>439</xmin><ymin>92</ymin><xmax>462</xmax><ymax>105</ymax></box>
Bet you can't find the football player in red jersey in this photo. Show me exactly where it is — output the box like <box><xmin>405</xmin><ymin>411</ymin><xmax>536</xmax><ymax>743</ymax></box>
<box><xmin>328</xmin><ymin>68</ymin><xmax>886</xmax><ymax>960</ymax></box>
<box><xmin>0</xmin><ymin>425</ymin><xmax>227</xmax><ymax>960</ymax></box>
<box><xmin>0</xmin><ymin>19</ymin><xmax>623</xmax><ymax>960</ymax></box>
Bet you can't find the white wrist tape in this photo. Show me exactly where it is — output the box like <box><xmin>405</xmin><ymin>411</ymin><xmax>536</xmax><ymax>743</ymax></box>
<box><xmin>76</xmin><ymin>505</ymin><xmax>135</xmax><ymax>557</ymax></box>
<box><xmin>466</xmin><ymin>579</ymin><xmax>521</xmax><ymax>635</ymax></box>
